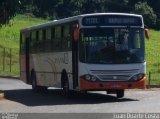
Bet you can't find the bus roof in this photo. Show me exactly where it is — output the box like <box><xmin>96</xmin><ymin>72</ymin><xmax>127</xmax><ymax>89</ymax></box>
<box><xmin>20</xmin><ymin>13</ymin><xmax>143</xmax><ymax>32</ymax></box>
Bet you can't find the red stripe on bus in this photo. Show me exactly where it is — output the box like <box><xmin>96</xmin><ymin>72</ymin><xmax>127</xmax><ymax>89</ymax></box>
<box><xmin>80</xmin><ymin>77</ymin><xmax>146</xmax><ymax>91</ymax></box>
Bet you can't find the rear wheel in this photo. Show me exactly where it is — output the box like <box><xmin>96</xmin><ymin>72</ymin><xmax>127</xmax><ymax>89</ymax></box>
<box><xmin>61</xmin><ymin>71</ymin><xmax>71</xmax><ymax>98</ymax></box>
<box><xmin>31</xmin><ymin>71</ymin><xmax>47</xmax><ymax>92</ymax></box>
<box><xmin>116</xmin><ymin>90</ymin><xmax>124</xmax><ymax>98</ymax></box>
<box><xmin>31</xmin><ymin>71</ymin><xmax>38</xmax><ymax>92</ymax></box>
<box><xmin>63</xmin><ymin>80</ymin><xmax>70</xmax><ymax>97</ymax></box>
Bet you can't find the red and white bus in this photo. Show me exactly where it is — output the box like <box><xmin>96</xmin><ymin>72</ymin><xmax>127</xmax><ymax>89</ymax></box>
<box><xmin>20</xmin><ymin>13</ymin><xmax>148</xmax><ymax>98</ymax></box>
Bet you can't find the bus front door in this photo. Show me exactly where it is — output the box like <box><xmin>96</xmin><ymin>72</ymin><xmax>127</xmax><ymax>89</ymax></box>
<box><xmin>72</xmin><ymin>29</ymin><xmax>79</xmax><ymax>89</ymax></box>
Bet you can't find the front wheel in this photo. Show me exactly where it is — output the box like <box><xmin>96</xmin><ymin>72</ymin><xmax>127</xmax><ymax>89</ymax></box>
<box><xmin>116</xmin><ymin>90</ymin><xmax>124</xmax><ymax>98</ymax></box>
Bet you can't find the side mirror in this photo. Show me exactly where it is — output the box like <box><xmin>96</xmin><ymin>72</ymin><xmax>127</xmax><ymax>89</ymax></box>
<box><xmin>73</xmin><ymin>28</ymin><xmax>79</xmax><ymax>41</ymax></box>
<box><xmin>144</xmin><ymin>28</ymin><xmax>150</xmax><ymax>40</ymax></box>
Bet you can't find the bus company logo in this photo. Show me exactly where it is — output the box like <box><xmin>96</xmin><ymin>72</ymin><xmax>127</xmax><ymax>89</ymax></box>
<box><xmin>113</xmin><ymin>76</ymin><xmax>117</xmax><ymax>80</ymax></box>
<box><xmin>100</xmin><ymin>72</ymin><xmax>104</xmax><ymax>74</ymax></box>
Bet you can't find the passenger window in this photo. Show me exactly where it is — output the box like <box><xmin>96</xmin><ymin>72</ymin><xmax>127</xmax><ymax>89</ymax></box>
<box><xmin>46</xmin><ymin>28</ymin><xmax>51</xmax><ymax>51</ymax></box>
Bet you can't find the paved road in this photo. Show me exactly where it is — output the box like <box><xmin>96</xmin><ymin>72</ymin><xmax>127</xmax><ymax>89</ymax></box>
<box><xmin>0</xmin><ymin>78</ymin><xmax>160</xmax><ymax>113</ymax></box>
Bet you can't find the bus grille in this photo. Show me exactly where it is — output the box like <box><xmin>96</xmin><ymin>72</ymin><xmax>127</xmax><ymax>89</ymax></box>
<box><xmin>90</xmin><ymin>69</ymin><xmax>139</xmax><ymax>81</ymax></box>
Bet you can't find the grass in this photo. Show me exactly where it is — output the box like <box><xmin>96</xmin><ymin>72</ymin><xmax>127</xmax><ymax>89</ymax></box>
<box><xmin>0</xmin><ymin>14</ymin><xmax>47</xmax><ymax>76</ymax></box>
<box><xmin>0</xmin><ymin>14</ymin><xmax>160</xmax><ymax>85</ymax></box>
<box><xmin>0</xmin><ymin>14</ymin><xmax>47</xmax><ymax>48</ymax></box>
<box><xmin>146</xmin><ymin>30</ymin><xmax>160</xmax><ymax>85</ymax></box>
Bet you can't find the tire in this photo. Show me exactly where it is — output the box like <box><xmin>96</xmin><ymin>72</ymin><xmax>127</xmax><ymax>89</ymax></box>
<box><xmin>31</xmin><ymin>71</ymin><xmax>38</xmax><ymax>92</ymax></box>
<box><xmin>31</xmin><ymin>71</ymin><xmax>47</xmax><ymax>92</ymax></box>
<box><xmin>116</xmin><ymin>89</ymin><xmax>124</xmax><ymax>98</ymax></box>
<box><xmin>61</xmin><ymin>71</ymin><xmax>71</xmax><ymax>98</ymax></box>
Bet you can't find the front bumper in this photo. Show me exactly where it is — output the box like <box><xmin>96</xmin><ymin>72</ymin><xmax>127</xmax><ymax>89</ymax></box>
<box><xmin>80</xmin><ymin>77</ymin><xmax>146</xmax><ymax>91</ymax></box>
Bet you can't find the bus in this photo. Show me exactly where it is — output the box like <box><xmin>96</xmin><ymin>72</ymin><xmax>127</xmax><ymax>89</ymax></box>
<box><xmin>20</xmin><ymin>13</ymin><xmax>149</xmax><ymax>98</ymax></box>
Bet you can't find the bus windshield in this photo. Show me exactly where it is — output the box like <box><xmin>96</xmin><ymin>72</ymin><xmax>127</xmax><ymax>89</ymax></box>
<box><xmin>79</xmin><ymin>28</ymin><xmax>145</xmax><ymax>64</ymax></box>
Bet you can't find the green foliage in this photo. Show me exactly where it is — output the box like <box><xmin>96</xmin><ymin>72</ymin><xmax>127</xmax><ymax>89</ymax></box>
<box><xmin>134</xmin><ymin>2</ymin><xmax>157</xmax><ymax>28</ymax></box>
<box><xmin>0</xmin><ymin>14</ymin><xmax>47</xmax><ymax>48</ymax></box>
<box><xmin>146</xmin><ymin>30</ymin><xmax>160</xmax><ymax>85</ymax></box>
<box><xmin>1</xmin><ymin>0</ymin><xmax>160</xmax><ymax>29</ymax></box>
<box><xmin>0</xmin><ymin>14</ymin><xmax>47</xmax><ymax>76</ymax></box>
<box><xmin>32</xmin><ymin>0</ymin><xmax>63</xmax><ymax>19</ymax></box>
<box><xmin>147</xmin><ymin>0</ymin><xmax>160</xmax><ymax>29</ymax></box>
<box><xmin>0</xmin><ymin>0</ymin><xmax>20</xmax><ymax>25</ymax></box>
<box><xmin>13</xmin><ymin>0</ymin><xmax>160</xmax><ymax>29</ymax></box>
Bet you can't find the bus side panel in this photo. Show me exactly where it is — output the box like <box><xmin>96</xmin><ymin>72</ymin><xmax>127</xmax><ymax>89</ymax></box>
<box><xmin>20</xmin><ymin>55</ymin><xmax>34</xmax><ymax>85</ymax></box>
<box><xmin>31</xmin><ymin>54</ymin><xmax>48</xmax><ymax>86</ymax></box>
<box><xmin>31</xmin><ymin>52</ymin><xmax>73</xmax><ymax>88</ymax></box>
<box><xmin>29</xmin><ymin>54</ymin><xmax>35</xmax><ymax>83</ymax></box>
<box><xmin>20</xmin><ymin>55</ymin><xmax>27</xmax><ymax>83</ymax></box>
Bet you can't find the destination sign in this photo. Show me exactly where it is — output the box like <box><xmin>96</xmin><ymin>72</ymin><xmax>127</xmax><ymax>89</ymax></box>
<box><xmin>82</xmin><ymin>15</ymin><xmax>142</xmax><ymax>26</ymax></box>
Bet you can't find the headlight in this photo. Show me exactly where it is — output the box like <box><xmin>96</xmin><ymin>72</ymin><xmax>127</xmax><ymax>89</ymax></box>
<box><xmin>132</xmin><ymin>75</ymin><xmax>138</xmax><ymax>81</ymax></box>
<box><xmin>91</xmin><ymin>76</ymin><xmax>97</xmax><ymax>82</ymax></box>
<box><xmin>130</xmin><ymin>73</ymin><xmax>145</xmax><ymax>81</ymax></box>
<box><xmin>137</xmin><ymin>73</ymin><xmax>145</xmax><ymax>80</ymax></box>
<box><xmin>81</xmin><ymin>74</ymin><xmax>98</xmax><ymax>82</ymax></box>
<box><xmin>85</xmin><ymin>74</ymin><xmax>91</xmax><ymax>81</ymax></box>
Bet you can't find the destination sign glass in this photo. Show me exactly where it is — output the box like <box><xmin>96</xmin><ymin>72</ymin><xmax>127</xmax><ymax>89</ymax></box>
<box><xmin>82</xmin><ymin>15</ymin><xmax>142</xmax><ymax>26</ymax></box>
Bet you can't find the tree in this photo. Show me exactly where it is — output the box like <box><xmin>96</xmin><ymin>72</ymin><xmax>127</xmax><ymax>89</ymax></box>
<box><xmin>55</xmin><ymin>0</ymin><xmax>73</xmax><ymax>19</ymax></box>
<box><xmin>147</xmin><ymin>0</ymin><xmax>160</xmax><ymax>29</ymax></box>
<box><xmin>16</xmin><ymin>0</ymin><xmax>160</xmax><ymax>29</ymax></box>
<box><xmin>19</xmin><ymin>0</ymin><xmax>35</xmax><ymax>14</ymax></box>
<box><xmin>134</xmin><ymin>2</ymin><xmax>157</xmax><ymax>28</ymax></box>
<box><xmin>0</xmin><ymin>0</ymin><xmax>20</xmax><ymax>26</ymax></box>
<box><xmin>104</xmin><ymin>0</ymin><xmax>129</xmax><ymax>12</ymax></box>
<box><xmin>32</xmin><ymin>0</ymin><xmax>62</xmax><ymax>19</ymax></box>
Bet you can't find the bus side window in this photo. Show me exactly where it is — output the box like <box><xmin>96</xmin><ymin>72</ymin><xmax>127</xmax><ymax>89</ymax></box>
<box><xmin>35</xmin><ymin>31</ymin><xmax>39</xmax><ymax>53</ymax></box>
<box><xmin>38</xmin><ymin>30</ymin><xmax>43</xmax><ymax>52</ymax></box>
<box><xmin>31</xmin><ymin>31</ymin><xmax>36</xmax><ymax>53</ymax></box>
<box><xmin>46</xmin><ymin>28</ymin><xmax>51</xmax><ymax>52</ymax></box>
<box><xmin>68</xmin><ymin>24</ymin><xmax>72</xmax><ymax>50</ymax></box>
<box><xmin>62</xmin><ymin>24</ymin><xmax>71</xmax><ymax>51</ymax></box>
<box><xmin>54</xmin><ymin>26</ymin><xmax>62</xmax><ymax>51</ymax></box>
<box><xmin>20</xmin><ymin>33</ymin><xmax>25</xmax><ymax>54</ymax></box>
<box><xmin>51</xmin><ymin>27</ymin><xmax>55</xmax><ymax>51</ymax></box>
<box><xmin>61</xmin><ymin>25</ymin><xmax>64</xmax><ymax>51</ymax></box>
<box><xmin>42</xmin><ymin>29</ymin><xmax>46</xmax><ymax>52</ymax></box>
